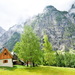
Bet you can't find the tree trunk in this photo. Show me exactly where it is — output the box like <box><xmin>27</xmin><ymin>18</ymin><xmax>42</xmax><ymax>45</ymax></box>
<box><xmin>33</xmin><ymin>62</ymin><xmax>35</xmax><ymax>67</ymax></box>
<box><xmin>27</xmin><ymin>61</ymin><xmax>28</xmax><ymax>67</ymax></box>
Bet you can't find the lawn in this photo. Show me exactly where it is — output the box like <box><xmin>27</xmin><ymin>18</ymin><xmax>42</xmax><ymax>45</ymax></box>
<box><xmin>0</xmin><ymin>65</ymin><xmax>75</xmax><ymax>75</ymax></box>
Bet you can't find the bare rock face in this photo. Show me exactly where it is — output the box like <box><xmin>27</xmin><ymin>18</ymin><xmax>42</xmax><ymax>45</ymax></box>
<box><xmin>0</xmin><ymin>27</ymin><xmax>5</xmax><ymax>37</ymax></box>
<box><xmin>69</xmin><ymin>3</ymin><xmax>75</xmax><ymax>14</ymax></box>
<box><xmin>0</xmin><ymin>27</ymin><xmax>6</xmax><ymax>48</ymax></box>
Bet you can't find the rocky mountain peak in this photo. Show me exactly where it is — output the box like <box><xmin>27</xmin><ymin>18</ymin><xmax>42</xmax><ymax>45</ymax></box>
<box><xmin>43</xmin><ymin>5</ymin><xmax>57</xmax><ymax>13</ymax></box>
<box><xmin>69</xmin><ymin>3</ymin><xmax>75</xmax><ymax>14</ymax></box>
<box><xmin>71</xmin><ymin>3</ymin><xmax>75</xmax><ymax>8</ymax></box>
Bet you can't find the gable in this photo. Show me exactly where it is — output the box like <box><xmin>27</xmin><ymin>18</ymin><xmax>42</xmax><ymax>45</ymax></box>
<box><xmin>0</xmin><ymin>48</ymin><xmax>13</xmax><ymax>59</ymax></box>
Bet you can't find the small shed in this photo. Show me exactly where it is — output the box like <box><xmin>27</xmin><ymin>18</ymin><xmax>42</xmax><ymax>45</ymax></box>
<box><xmin>11</xmin><ymin>52</ymin><xmax>25</xmax><ymax>65</ymax></box>
<box><xmin>0</xmin><ymin>48</ymin><xmax>13</xmax><ymax>67</ymax></box>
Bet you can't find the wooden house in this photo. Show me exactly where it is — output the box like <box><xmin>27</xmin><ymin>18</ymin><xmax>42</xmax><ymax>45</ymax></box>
<box><xmin>0</xmin><ymin>48</ymin><xmax>13</xmax><ymax>67</ymax></box>
<box><xmin>0</xmin><ymin>48</ymin><xmax>25</xmax><ymax>67</ymax></box>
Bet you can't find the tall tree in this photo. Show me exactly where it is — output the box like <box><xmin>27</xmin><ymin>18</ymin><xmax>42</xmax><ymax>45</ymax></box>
<box><xmin>43</xmin><ymin>35</ymin><xmax>52</xmax><ymax>52</ymax></box>
<box><xmin>13</xmin><ymin>26</ymin><xmax>42</xmax><ymax>67</ymax></box>
<box><xmin>43</xmin><ymin>35</ymin><xmax>56</xmax><ymax>65</ymax></box>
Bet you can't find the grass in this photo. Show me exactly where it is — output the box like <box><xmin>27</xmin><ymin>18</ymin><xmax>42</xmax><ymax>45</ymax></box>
<box><xmin>0</xmin><ymin>65</ymin><xmax>75</xmax><ymax>75</ymax></box>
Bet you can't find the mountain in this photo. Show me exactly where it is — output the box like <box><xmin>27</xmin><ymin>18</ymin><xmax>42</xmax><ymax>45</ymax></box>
<box><xmin>24</xmin><ymin>5</ymin><xmax>75</xmax><ymax>50</ymax></box>
<box><xmin>0</xmin><ymin>26</ymin><xmax>5</xmax><ymax>37</ymax></box>
<box><xmin>69</xmin><ymin>3</ymin><xmax>75</xmax><ymax>14</ymax></box>
<box><xmin>0</xmin><ymin>25</ymin><xmax>23</xmax><ymax>50</ymax></box>
<box><xmin>4</xmin><ymin>32</ymin><xmax>20</xmax><ymax>51</ymax></box>
<box><xmin>0</xmin><ymin>25</ymin><xmax>23</xmax><ymax>44</ymax></box>
<box><xmin>0</xmin><ymin>26</ymin><xmax>6</xmax><ymax>48</ymax></box>
<box><xmin>1</xmin><ymin>4</ymin><xmax>75</xmax><ymax>51</ymax></box>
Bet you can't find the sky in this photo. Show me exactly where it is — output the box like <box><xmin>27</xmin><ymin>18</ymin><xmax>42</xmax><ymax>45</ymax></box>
<box><xmin>0</xmin><ymin>0</ymin><xmax>75</xmax><ymax>30</ymax></box>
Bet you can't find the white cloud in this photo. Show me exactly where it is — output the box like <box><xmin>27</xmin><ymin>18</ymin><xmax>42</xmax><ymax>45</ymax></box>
<box><xmin>0</xmin><ymin>0</ymin><xmax>75</xmax><ymax>30</ymax></box>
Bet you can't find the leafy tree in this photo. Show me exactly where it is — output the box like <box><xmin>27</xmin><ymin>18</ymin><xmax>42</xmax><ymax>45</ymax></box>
<box><xmin>43</xmin><ymin>35</ymin><xmax>56</xmax><ymax>65</ymax></box>
<box><xmin>43</xmin><ymin>35</ymin><xmax>52</xmax><ymax>52</ymax></box>
<box><xmin>13</xmin><ymin>42</ymin><xmax>21</xmax><ymax>57</ymax></box>
<box><xmin>13</xmin><ymin>26</ymin><xmax>42</xmax><ymax>67</ymax></box>
<box><xmin>55</xmin><ymin>52</ymin><xmax>75</xmax><ymax>68</ymax></box>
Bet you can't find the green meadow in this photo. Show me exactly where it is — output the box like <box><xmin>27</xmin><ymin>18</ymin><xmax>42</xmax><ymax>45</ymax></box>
<box><xmin>0</xmin><ymin>65</ymin><xmax>75</xmax><ymax>75</ymax></box>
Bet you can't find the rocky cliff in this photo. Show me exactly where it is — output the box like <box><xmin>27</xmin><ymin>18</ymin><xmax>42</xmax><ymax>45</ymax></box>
<box><xmin>0</xmin><ymin>26</ymin><xmax>5</xmax><ymax>37</ymax></box>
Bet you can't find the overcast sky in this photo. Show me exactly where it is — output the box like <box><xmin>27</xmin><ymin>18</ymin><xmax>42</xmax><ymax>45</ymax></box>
<box><xmin>0</xmin><ymin>0</ymin><xmax>75</xmax><ymax>30</ymax></box>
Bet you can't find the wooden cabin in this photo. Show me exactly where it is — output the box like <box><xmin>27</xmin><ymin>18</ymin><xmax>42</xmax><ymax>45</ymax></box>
<box><xmin>0</xmin><ymin>48</ymin><xmax>13</xmax><ymax>67</ymax></box>
<box><xmin>0</xmin><ymin>48</ymin><xmax>25</xmax><ymax>67</ymax></box>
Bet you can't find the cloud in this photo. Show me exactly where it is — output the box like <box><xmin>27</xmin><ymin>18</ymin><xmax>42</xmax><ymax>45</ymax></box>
<box><xmin>0</xmin><ymin>0</ymin><xmax>75</xmax><ymax>30</ymax></box>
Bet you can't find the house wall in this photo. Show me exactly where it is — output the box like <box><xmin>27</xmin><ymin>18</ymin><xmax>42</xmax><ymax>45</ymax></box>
<box><xmin>0</xmin><ymin>59</ymin><xmax>13</xmax><ymax>67</ymax></box>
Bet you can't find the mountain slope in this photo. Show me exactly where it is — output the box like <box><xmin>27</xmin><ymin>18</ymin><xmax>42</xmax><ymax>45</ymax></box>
<box><xmin>4</xmin><ymin>32</ymin><xmax>20</xmax><ymax>51</ymax></box>
<box><xmin>0</xmin><ymin>25</ymin><xmax>23</xmax><ymax>50</ymax></box>
<box><xmin>0</xmin><ymin>25</ymin><xmax>23</xmax><ymax>45</ymax></box>
<box><xmin>0</xmin><ymin>26</ymin><xmax>5</xmax><ymax>37</ymax></box>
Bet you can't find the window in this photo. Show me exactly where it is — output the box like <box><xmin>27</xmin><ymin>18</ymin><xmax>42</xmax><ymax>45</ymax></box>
<box><xmin>4</xmin><ymin>53</ymin><xmax>7</xmax><ymax>55</ymax></box>
<box><xmin>3</xmin><ymin>60</ymin><xmax>8</xmax><ymax>63</ymax></box>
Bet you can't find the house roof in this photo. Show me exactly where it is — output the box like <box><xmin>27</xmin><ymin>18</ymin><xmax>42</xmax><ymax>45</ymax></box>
<box><xmin>0</xmin><ymin>48</ymin><xmax>13</xmax><ymax>59</ymax></box>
